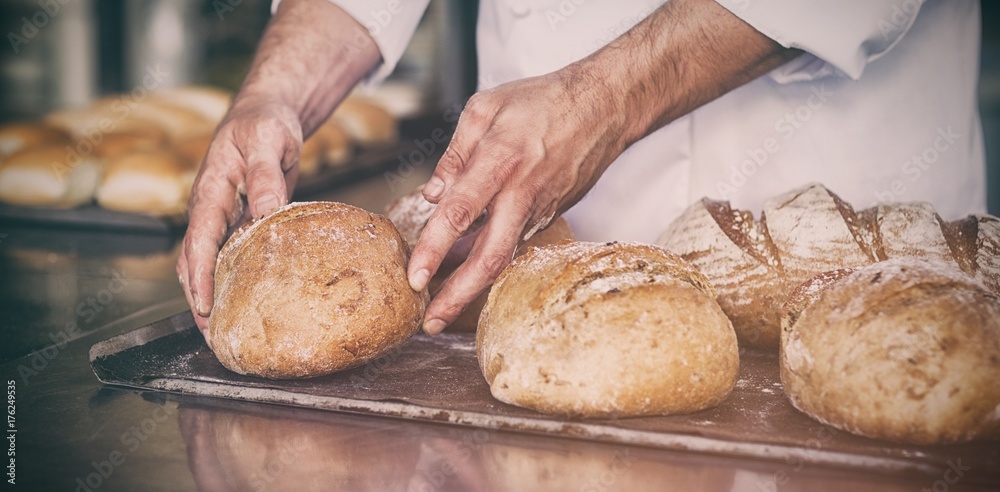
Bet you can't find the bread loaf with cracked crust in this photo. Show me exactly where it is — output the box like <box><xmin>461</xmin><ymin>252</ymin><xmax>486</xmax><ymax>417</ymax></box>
<box><xmin>477</xmin><ymin>241</ymin><xmax>739</xmax><ymax>417</ymax></box>
<box><xmin>659</xmin><ymin>183</ymin><xmax>1000</xmax><ymax>348</ymax></box>
<box><xmin>779</xmin><ymin>258</ymin><xmax>1000</xmax><ymax>444</ymax></box>
<box><xmin>210</xmin><ymin>201</ymin><xmax>428</xmax><ymax>378</ymax></box>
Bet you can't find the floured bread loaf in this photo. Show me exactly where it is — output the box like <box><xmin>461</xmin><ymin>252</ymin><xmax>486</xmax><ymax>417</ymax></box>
<box><xmin>0</xmin><ymin>145</ymin><xmax>101</xmax><ymax>208</ymax></box>
<box><xmin>660</xmin><ymin>183</ymin><xmax>1000</xmax><ymax>348</ymax></box>
<box><xmin>780</xmin><ymin>258</ymin><xmax>1000</xmax><ymax>444</ymax></box>
<box><xmin>477</xmin><ymin>241</ymin><xmax>739</xmax><ymax>417</ymax></box>
<box><xmin>384</xmin><ymin>186</ymin><xmax>574</xmax><ymax>331</ymax></box>
<box><xmin>210</xmin><ymin>202</ymin><xmax>427</xmax><ymax>378</ymax></box>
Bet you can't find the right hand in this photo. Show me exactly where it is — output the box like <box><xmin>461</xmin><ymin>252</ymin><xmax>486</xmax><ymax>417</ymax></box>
<box><xmin>177</xmin><ymin>97</ymin><xmax>303</xmax><ymax>342</ymax></box>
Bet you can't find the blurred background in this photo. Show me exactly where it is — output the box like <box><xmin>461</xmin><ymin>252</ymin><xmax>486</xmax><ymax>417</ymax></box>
<box><xmin>0</xmin><ymin>0</ymin><xmax>996</xmax><ymax>213</ymax></box>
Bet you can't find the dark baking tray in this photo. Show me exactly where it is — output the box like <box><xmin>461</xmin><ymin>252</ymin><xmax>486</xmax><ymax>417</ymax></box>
<box><xmin>88</xmin><ymin>311</ymin><xmax>1000</xmax><ymax>486</ymax></box>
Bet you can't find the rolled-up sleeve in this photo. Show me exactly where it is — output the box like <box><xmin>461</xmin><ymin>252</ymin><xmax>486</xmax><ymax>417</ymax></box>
<box><xmin>271</xmin><ymin>0</ymin><xmax>431</xmax><ymax>84</ymax></box>
<box><xmin>714</xmin><ymin>0</ymin><xmax>928</xmax><ymax>81</ymax></box>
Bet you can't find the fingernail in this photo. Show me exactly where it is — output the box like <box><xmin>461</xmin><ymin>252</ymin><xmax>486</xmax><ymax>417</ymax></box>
<box><xmin>410</xmin><ymin>268</ymin><xmax>430</xmax><ymax>291</ymax></box>
<box><xmin>424</xmin><ymin>176</ymin><xmax>444</xmax><ymax>199</ymax></box>
<box><xmin>255</xmin><ymin>194</ymin><xmax>279</xmax><ymax>218</ymax></box>
<box><xmin>424</xmin><ymin>319</ymin><xmax>446</xmax><ymax>335</ymax></box>
<box><xmin>194</xmin><ymin>293</ymin><xmax>209</xmax><ymax>316</ymax></box>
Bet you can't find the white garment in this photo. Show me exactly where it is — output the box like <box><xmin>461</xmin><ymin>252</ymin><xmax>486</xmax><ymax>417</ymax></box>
<box><xmin>277</xmin><ymin>0</ymin><xmax>985</xmax><ymax>243</ymax></box>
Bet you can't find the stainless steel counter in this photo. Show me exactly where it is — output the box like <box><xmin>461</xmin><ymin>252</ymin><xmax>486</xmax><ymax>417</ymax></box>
<box><xmin>1</xmin><ymin>168</ymin><xmax>993</xmax><ymax>491</ymax></box>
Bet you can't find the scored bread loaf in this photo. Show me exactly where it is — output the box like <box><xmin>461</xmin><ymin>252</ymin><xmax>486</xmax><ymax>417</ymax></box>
<box><xmin>779</xmin><ymin>258</ymin><xmax>1000</xmax><ymax>444</ymax></box>
<box><xmin>0</xmin><ymin>145</ymin><xmax>101</xmax><ymax>208</ymax></box>
<box><xmin>659</xmin><ymin>183</ymin><xmax>1000</xmax><ymax>348</ymax></box>
<box><xmin>210</xmin><ymin>201</ymin><xmax>427</xmax><ymax>378</ymax></box>
<box><xmin>384</xmin><ymin>186</ymin><xmax>574</xmax><ymax>331</ymax></box>
<box><xmin>477</xmin><ymin>241</ymin><xmax>739</xmax><ymax>417</ymax></box>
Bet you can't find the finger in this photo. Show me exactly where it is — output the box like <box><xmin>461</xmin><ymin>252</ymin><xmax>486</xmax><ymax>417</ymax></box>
<box><xmin>176</xmin><ymin>246</ymin><xmax>211</xmax><ymax>343</ymax></box>
<box><xmin>423</xmin><ymin>94</ymin><xmax>497</xmax><ymax>203</ymax></box>
<box><xmin>242</xmin><ymin>120</ymin><xmax>298</xmax><ymax>218</ymax></box>
<box><xmin>183</xmin><ymin>163</ymin><xmax>243</xmax><ymax>322</ymax></box>
<box><xmin>408</xmin><ymin>149</ymin><xmax>509</xmax><ymax>291</ymax></box>
<box><xmin>423</xmin><ymin>193</ymin><xmax>530</xmax><ymax>334</ymax></box>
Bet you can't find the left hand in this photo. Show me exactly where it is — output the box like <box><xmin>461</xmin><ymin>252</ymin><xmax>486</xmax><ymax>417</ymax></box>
<box><xmin>407</xmin><ymin>66</ymin><xmax>627</xmax><ymax>334</ymax></box>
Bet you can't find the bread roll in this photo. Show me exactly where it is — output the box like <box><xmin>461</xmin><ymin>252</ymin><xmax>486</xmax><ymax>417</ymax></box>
<box><xmin>312</xmin><ymin>118</ymin><xmax>353</xmax><ymax>167</ymax></box>
<box><xmin>0</xmin><ymin>145</ymin><xmax>101</xmax><ymax>208</ymax></box>
<box><xmin>331</xmin><ymin>97</ymin><xmax>398</xmax><ymax>148</ymax></box>
<box><xmin>44</xmin><ymin>105</ymin><xmax>170</xmax><ymax>142</ymax></box>
<box><xmin>95</xmin><ymin>133</ymin><xmax>165</xmax><ymax>160</ymax></box>
<box><xmin>384</xmin><ymin>186</ymin><xmax>574</xmax><ymax>331</ymax></box>
<box><xmin>95</xmin><ymin>149</ymin><xmax>193</xmax><ymax>215</ymax></box>
<box><xmin>0</xmin><ymin>123</ymin><xmax>70</xmax><ymax>157</ymax></box>
<box><xmin>174</xmin><ymin>134</ymin><xmax>212</xmax><ymax>169</ymax></box>
<box><xmin>659</xmin><ymin>183</ymin><xmax>1000</xmax><ymax>349</ymax></box>
<box><xmin>477</xmin><ymin>241</ymin><xmax>739</xmax><ymax>417</ymax></box>
<box><xmin>115</xmin><ymin>99</ymin><xmax>215</xmax><ymax>141</ymax></box>
<box><xmin>150</xmin><ymin>85</ymin><xmax>232</xmax><ymax>123</ymax></box>
<box><xmin>780</xmin><ymin>258</ymin><xmax>1000</xmax><ymax>444</ymax></box>
<box><xmin>210</xmin><ymin>202</ymin><xmax>427</xmax><ymax>378</ymax></box>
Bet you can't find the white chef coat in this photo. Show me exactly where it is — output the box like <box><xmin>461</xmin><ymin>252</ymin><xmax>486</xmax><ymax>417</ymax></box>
<box><xmin>275</xmin><ymin>0</ymin><xmax>986</xmax><ymax>243</ymax></box>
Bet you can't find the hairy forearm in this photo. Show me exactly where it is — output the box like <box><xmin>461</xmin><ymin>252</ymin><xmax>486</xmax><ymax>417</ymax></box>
<box><xmin>578</xmin><ymin>0</ymin><xmax>801</xmax><ymax>150</ymax></box>
<box><xmin>236</xmin><ymin>0</ymin><xmax>381</xmax><ymax>136</ymax></box>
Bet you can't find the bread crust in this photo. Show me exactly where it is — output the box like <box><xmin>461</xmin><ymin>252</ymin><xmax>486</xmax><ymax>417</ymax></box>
<box><xmin>780</xmin><ymin>258</ymin><xmax>1000</xmax><ymax>444</ymax></box>
<box><xmin>210</xmin><ymin>201</ymin><xmax>428</xmax><ymax>379</ymax></box>
<box><xmin>477</xmin><ymin>241</ymin><xmax>738</xmax><ymax>417</ymax></box>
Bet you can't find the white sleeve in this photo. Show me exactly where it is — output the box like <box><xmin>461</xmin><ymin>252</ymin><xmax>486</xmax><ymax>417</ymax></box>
<box><xmin>713</xmin><ymin>0</ymin><xmax>928</xmax><ymax>82</ymax></box>
<box><xmin>271</xmin><ymin>0</ymin><xmax>431</xmax><ymax>84</ymax></box>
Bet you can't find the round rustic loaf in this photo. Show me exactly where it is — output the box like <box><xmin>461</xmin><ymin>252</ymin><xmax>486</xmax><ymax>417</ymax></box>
<box><xmin>384</xmin><ymin>186</ymin><xmax>574</xmax><ymax>331</ymax></box>
<box><xmin>780</xmin><ymin>258</ymin><xmax>1000</xmax><ymax>444</ymax></box>
<box><xmin>210</xmin><ymin>201</ymin><xmax>427</xmax><ymax>378</ymax></box>
<box><xmin>477</xmin><ymin>241</ymin><xmax>739</xmax><ymax>417</ymax></box>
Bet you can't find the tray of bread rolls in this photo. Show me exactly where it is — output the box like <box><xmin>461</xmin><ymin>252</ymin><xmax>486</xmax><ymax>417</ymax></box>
<box><xmin>0</xmin><ymin>86</ymin><xmax>431</xmax><ymax>233</ymax></box>
<box><xmin>90</xmin><ymin>185</ymin><xmax>1000</xmax><ymax>487</ymax></box>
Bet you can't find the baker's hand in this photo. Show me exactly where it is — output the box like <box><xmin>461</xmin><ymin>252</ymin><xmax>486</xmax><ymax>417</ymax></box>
<box><xmin>408</xmin><ymin>68</ymin><xmax>626</xmax><ymax>334</ymax></box>
<box><xmin>177</xmin><ymin>97</ymin><xmax>302</xmax><ymax>340</ymax></box>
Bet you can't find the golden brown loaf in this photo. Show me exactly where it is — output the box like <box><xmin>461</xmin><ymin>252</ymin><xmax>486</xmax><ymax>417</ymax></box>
<box><xmin>95</xmin><ymin>149</ymin><xmax>193</xmax><ymax>215</ymax></box>
<box><xmin>150</xmin><ymin>85</ymin><xmax>232</xmax><ymax>123</ymax></box>
<box><xmin>94</xmin><ymin>133</ymin><xmax>166</xmax><ymax>160</ymax></box>
<box><xmin>477</xmin><ymin>241</ymin><xmax>739</xmax><ymax>417</ymax></box>
<box><xmin>384</xmin><ymin>186</ymin><xmax>574</xmax><ymax>331</ymax></box>
<box><xmin>659</xmin><ymin>183</ymin><xmax>1000</xmax><ymax>348</ymax></box>
<box><xmin>779</xmin><ymin>258</ymin><xmax>1000</xmax><ymax>444</ymax></box>
<box><xmin>0</xmin><ymin>145</ymin><xmax>101</xmax><ymax>208</ymax></box>
<box><xmin>210</xmin><ymin>202</ymin><xmax>428</xmax><ymax>379</ymax></box>
<box><xmin>331</xmin><ymin>97</ymin><xmax>398</xmax><ymax>148</ymax></box>
<box><xmin>0</xmin><ymin>123</ymin><xmax>70</xmax><ymax>157</ymax></box>
<box><xmin>312</xmin><ymin>118</ymin><xmax>354</xmax><ymax>167</ymax></box>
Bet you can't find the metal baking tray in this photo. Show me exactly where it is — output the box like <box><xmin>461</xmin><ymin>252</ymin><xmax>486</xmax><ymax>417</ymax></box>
<box><xmin>88</xmin><ymin>310</ymin><xmax>1000</xmax><ymax>486</ymax></box>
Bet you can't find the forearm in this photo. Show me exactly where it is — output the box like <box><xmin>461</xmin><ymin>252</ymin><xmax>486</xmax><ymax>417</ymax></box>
<box><xmin>235</xmin><ymin>0</ymin><xmax>381</xmax><ymax>135</ymax></box>
<box><xmin>578</xmin><ymin>0</ymin><xmax>801</xmax><ymax>150</ymax></box>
